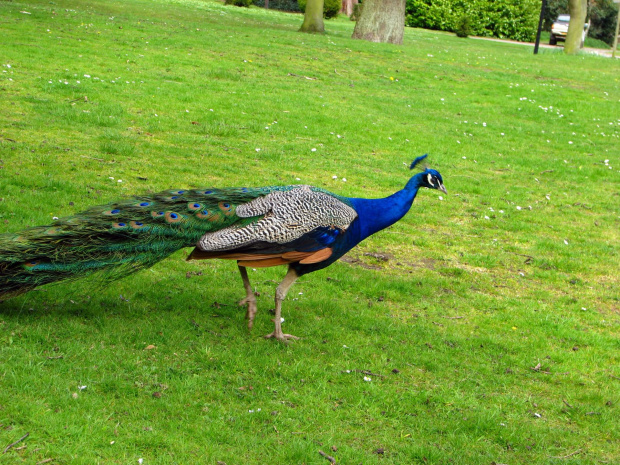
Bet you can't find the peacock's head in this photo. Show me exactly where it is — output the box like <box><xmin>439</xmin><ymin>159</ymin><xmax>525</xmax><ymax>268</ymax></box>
<box><xmin>409</xmin><ymin>154</ymin><xmax>447</xmax><ymax>194</ymax></box>
<box><xmin>420</xmin><ymin>169</ymin><xmax>447</xmax><ymax>194</ymax></box>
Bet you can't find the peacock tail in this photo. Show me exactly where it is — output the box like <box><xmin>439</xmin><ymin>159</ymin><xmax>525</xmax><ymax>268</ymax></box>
<box><xmin>0</xmin><ymin>185</ymin><xmax>350</xmax><ymax>301</ymax></box>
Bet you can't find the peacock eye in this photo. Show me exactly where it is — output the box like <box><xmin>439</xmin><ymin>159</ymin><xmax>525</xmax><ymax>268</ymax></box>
<box><xmin>111</xmin><ymin>209</ymin><xmax>120</xmax><ymax>214</ymax></box>
<box><xmin>204</xmin><ymin>190</ymin><xmax>213</xmax><ymax>194</ymax></box>
<box><xmin>223</xmin><ymin>203</ymin><xmax>230</xmax><ymax>208</ymax></box>
<box><xmin>139</xmin><ymin>202</ymin><xmax>149</xmax><ymax>207</ymax></box>
<box><xmin>170</xmin><ymin>213</ymin><xmax>178</xmax><ymax>219</ymax></box>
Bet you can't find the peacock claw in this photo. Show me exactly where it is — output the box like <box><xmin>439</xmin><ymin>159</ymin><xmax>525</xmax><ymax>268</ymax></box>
<box><xmin>264</xmin><ymin>331</ymin><xmax>300</xmax><ymax>342</ymax></box>
<box><xmin>238</xmin><ymin>297</ymin><xmax>257</xmax><ymax>330</ymax></box>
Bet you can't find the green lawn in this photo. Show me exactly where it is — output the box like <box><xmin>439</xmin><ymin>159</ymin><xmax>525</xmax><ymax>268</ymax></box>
<box><xmin>1</xmin><ymin>1</ymin><xmax>619</xmax><ymax>464</ymax></box>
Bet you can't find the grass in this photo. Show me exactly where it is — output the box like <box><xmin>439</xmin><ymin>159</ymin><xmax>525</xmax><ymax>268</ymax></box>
<box><xmin>1</xmin><ymin>0</ymin><xmax>619</xmax><ymax>463</ymax></box>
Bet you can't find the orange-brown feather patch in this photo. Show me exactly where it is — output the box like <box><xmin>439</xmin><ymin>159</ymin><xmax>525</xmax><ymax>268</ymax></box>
<box><xmin>188</xmin><ymin>247</ymin><xmax>332</xmax><ymax>266</ymax></box>
<box><xmin>281</xmin><ymin>251</ymin><xmax>314</xmax><ymax>260</ymax></box>
<box><xmin>299</xmin><ymin>248</ymin><xmax>332</xmax><ymax>264</ymax></box>
<box><xmin>188</xmin><ymin>249</ymin><xmax>282</xmax><ymax>261</ymax></box>
<box><xmin>237</xmin><ymin>257</ymin><xmax>292</xmax><ymax>268</ymax></box>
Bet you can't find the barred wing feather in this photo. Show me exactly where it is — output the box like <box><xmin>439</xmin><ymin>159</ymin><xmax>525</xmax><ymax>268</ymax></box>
<box><xmin>190</xmin><ymin>186</ymin><xmax>357</xmax><ymax>267</ymax></box>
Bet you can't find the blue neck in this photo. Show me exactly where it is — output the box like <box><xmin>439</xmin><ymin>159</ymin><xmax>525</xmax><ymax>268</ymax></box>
<box><xmin>347</xmin><ymin>172</ymin><xmax>425</xmax><ymax>242</ymax></box>
<box><xmin>291</xmin><ymin>173</ymin><xmax>426</xmax><ymax>276</ymax></box>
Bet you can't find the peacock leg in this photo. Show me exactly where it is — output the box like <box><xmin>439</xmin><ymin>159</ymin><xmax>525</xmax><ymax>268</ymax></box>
<box><xmin>264</xmin><ymin>267</ymin><xmax>299</xmax><ymax>341</ymax></box>
<box><xmin>237</xmin><ymin>264</ymin><xmax>258</xmax><ymax>330</ymax></box>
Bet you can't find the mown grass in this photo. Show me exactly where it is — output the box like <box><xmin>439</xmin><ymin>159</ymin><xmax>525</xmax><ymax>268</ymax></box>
<box><xmin>1</xmin><ymin>0</ymin><xmax>619</xmax><ymax>464</ymax></box>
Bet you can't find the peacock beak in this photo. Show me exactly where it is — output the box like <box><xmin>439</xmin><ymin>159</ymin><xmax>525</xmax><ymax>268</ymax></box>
<box><xmin>438</xmin><ymin>184</ymin><xmax>447</xmax><ymax>194</ymax></box>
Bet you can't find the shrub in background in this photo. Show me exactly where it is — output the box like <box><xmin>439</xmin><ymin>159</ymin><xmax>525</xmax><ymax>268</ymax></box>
<box><xmin>406</xmin><ymin>0</ymin><xmax>455</xmax><ymax>32</ymax></box>
<box><xmin>455</xmin><ymin>13</ymin><xmax>471</xmax><ymax>37</ymax></box>
<box><xmin>225</xmin><ymin>0</ymin><xmax>253</xmax><ymax>7</ymax></box>
<box><xmin>253</xmin><ymin>0</ymin><xmax>301</xmax><ymax>12</ymax></box>
<box><xmin>587</xmin><ymin>0</ymin><xmax>618</xmax><ymax>45</ymax></box>
<box><xmin>406</xmin><ymin>0</ymin><xmax>540</xmax><ymax>42</ymax></box>
<box><xmin>298</xmin><ymin>0</ymin><xmax>341</xmax><ymax>19</ymax></box>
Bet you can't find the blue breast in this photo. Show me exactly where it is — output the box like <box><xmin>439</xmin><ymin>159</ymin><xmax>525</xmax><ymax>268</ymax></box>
<box><xmin>292</xmin><ymin>186</ymin><xmax>420</xmax><ymax>275</ymax></box>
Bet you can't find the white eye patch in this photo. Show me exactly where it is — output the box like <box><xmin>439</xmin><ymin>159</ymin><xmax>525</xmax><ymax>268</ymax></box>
<box><xmin>427</xmin><ymin>173</ymin><xmax>435</xmax><ymax>186</ymax></box>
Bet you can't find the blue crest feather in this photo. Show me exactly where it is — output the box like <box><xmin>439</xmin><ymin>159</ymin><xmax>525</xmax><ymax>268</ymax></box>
<box><xmin>410</xmin><ymin>154</ymin><xmax>428</xmax><ymax>170</ymax></box>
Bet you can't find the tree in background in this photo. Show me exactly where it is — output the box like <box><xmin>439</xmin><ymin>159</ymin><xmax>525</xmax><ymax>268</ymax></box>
<box><xmin>341</xmin><ymin>0</ymin><xmax>359</xmax><ymax>16</ymax></box>
<box><xmin>299</xmin><ymin>0</ymin><xmax>341</xmax><ymax>18</ymax></box>
<box><xmin>545</xmin><ymin>0</ymin><xmax>619</xmax><ymax>46</ymax></box>
<box><xmin>299</xmin><ymin>0</ymin><xmax>325</xmax><ymax>32</ymax></box>
<box><xmin>565</xmin><ymin>0</ymin><xmax>587</xmax><ymax>53</ymax></box>
<box><xmin>352</xmin><ymin>0</ymin><xmax>406</xmax><ymax>44</ymax></box>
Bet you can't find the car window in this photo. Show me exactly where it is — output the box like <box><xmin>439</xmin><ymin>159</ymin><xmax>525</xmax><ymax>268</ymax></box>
<box><xmin>557</xmin><ymin>15</ymin><xmax>570</xmax><ymax>22</ymax></box>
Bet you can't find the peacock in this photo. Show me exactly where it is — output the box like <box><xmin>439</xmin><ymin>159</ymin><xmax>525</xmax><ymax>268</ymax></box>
<box><xmin>0</xmin><ymin>155</ymin><xmax>446</xmax><ymax>341</ymax></box>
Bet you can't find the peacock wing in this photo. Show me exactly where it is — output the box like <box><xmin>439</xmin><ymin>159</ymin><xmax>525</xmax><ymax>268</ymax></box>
<box><xmin>190</xmin><ymin>185</ymin><xmax>357</xmax><ymax>265</ymax></box>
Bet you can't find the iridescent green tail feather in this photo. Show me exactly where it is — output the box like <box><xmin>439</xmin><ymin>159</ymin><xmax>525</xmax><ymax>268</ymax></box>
<box><xmin>0</xmin><ymin>186</ymin><xmax>276</xmax><ymax>301</ymax></box>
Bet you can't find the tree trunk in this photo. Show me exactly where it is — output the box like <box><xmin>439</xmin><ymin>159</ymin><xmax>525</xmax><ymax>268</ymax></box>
<box><xmin>565</xmin><ymin>0</ymin><xmax>587</xmax><ymax>54</ymax></box>
<box><xmin>341</xmin><ymin>0</ymin><xmax>358</xmax><ymax>17</ymax></box>
<box><xmin>299</xmin><ymin>0</ymin><xmax>325</xmax><ymax>33</ymax></box>
<box><xmin>351</xmin><ymin>0</ymin><xmax>405</xmax><ymax>44</ymax></box>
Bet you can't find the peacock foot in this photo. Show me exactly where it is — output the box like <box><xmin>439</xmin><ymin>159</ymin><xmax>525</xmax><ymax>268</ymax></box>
<box><xmin>264</xmin><ymin>330</ymin><xmax>300</xmax><ymax>342</ymax></box>
<box><xmin>238</xmin><ymin>297</ymin><xmax>257</xmax><ymax>330</ymax></box>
